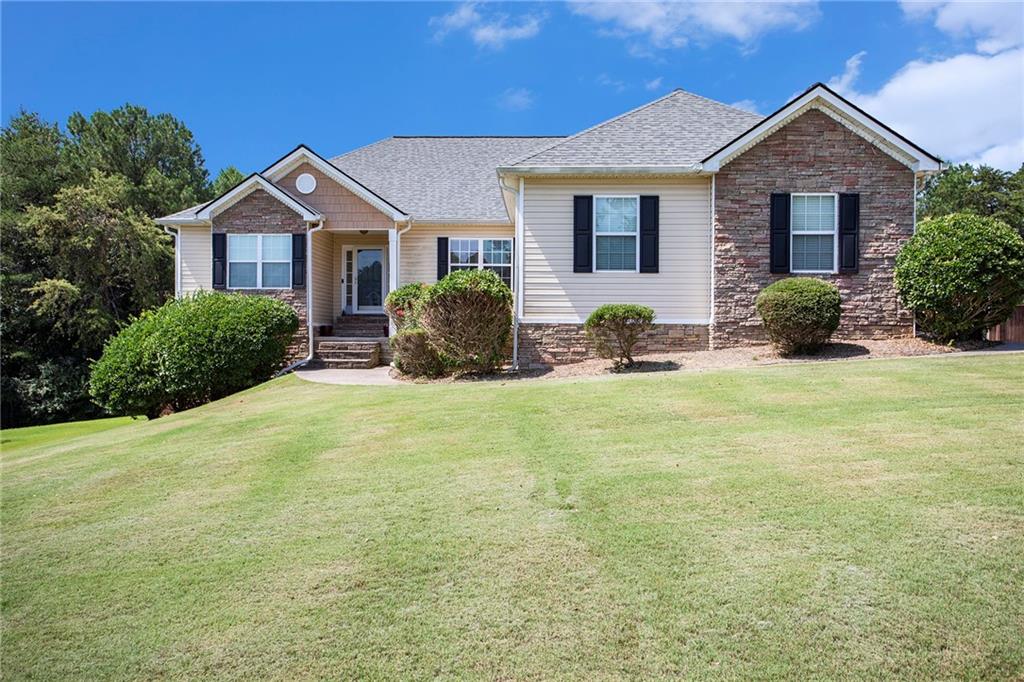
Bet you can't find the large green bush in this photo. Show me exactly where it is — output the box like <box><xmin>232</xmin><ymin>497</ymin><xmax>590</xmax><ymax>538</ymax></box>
<box><xmin>895</xmin><ymin>213</ymin><xmax>1024</xmax><ymax>341</ymax></box>
<box><xmin>419</xmin><ymin>269</ymin><xmax>512</xmax><ymax>374</ymax></box>
<box><xmin>583</xmin><ymin>304</ymin><xmax>656</xmax><ymax>368</ymax></box>
<box><xmin>384</xmin><ymin>282</ymin><xmax>429</xmax><ymax>331</ymax></box>
<box><xmin>90</xmin><ymin>292</ymin><xmax>299</xmax><ymax>418</ymax></box>
<box><xmin>755</xmin><ymin>278</ymin><xmax>841</xmax><ymax>355</ymax></box>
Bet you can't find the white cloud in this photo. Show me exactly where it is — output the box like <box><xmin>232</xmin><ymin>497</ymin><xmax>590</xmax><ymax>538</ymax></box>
<box><xmin>826</xmin><ymin>50</ymin><xmax>866</xmax><ymax>95</ymax></box>
<box><xmin>900</xmin><ymin>0</ymin><xmax>1023</xmax><ymax>54</ymax></box>
<box><xmin>644</xmin><ymin>76</ymin><xmax>664</xmax><ymax>91</ymax></box>
<box><xmin>729</xmin><ymin>99</ymin><xmax>761</xmax><ymax>114</ymax></box>
<box><xmin>828</xmin><ymin>49</ymin><xmax>1024</xmax><ymax>169</ymax></box>
<box><xmin>430</xmin><ymin>2</ymin><xmax>544</xmax><ymax>50</ymax></box>
<box><xmin>572</xmin><ymin>1</ymin><xmax>818</xmax><ymax>51</ymax></box>
<box><xmin>597</xmin><ymin>73</ymin><xmax>628</xmax><ymax>93</ymax></box>
<box><xmin>496</xmin><ymin>87</ymin><xmax>535</xmax><ymax>112</ymax></box>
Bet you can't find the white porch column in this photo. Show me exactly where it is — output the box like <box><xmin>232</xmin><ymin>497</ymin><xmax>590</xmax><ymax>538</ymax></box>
<box><xmin>388</xmin><ymin>227</ymin><xmax>398</xmax><ymax>336</ymax></box>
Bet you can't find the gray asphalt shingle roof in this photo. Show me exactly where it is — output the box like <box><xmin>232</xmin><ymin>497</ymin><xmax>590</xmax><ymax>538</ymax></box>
<box><xmin>330</xmin><ymin>136</ymin><xmax>563</xmax><ymax>222</ymax></box>
<box><xmin>506</xmin><ymin>89</ymin><xmax>763</xmax><ymax>169</ymax></box>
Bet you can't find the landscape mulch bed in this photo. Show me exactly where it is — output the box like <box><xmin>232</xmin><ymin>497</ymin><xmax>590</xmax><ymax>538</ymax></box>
<box><xmin>392</xmin><ymin>338</ymin><xmax>996</xmax><ymax>383</ymax></box>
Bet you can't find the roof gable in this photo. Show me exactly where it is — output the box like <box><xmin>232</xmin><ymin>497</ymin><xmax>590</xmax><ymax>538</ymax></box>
<box><xmin>195</xmin><ymin>174</ymin><xmax>321</xmax><ymax>222</ymax></box>
<box><xmin>504</xmin><ymin>89</ymin><xmax>762</xmax><ymax>170</ymax></box>
<box><xmin>703</xmin><ymin>83</ymin><xmax>942</xmax><ymax>172</ymax></box>
<box><xmin>263</xmin><ymin>145</ymin><xmax>409</xmax><ymax>221</ymax></box>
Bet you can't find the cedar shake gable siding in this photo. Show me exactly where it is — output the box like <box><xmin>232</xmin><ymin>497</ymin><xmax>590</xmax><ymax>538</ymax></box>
<box><xmin>212</xmin><ymin>188</ymin><xmax>310</xmax><ymax>361</ymax></box>
<box><xmin>711</xmin><ymin>108</ymin><xmax>915</xmax><ymax>348</ymax></box>
<box><xmin>277</xmin><ymin>163</ymin><xmax>394</xmax><ymax>231</ymax></box>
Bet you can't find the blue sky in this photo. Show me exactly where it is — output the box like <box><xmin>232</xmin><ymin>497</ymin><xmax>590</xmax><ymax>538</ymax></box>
<box><xmin>2</xmin><ymin>1</ymin><xmax>1022</xmax><ymax>174</ymax></box>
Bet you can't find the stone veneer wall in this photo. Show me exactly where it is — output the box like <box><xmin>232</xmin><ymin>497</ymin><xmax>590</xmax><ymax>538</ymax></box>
<box><xmin>212</xmin><ymin>189</ymin><xmax>309</xmax><ymax>362</ymax></box>
<box><xmin>712</xmin><ymin>108</ymin><xmax>915</xmax><ymax>348</ymax></box>
<box><xmin>518</xmin><ymin>323</ymin><xmax>709</xmax><ymax>369</ymax></box>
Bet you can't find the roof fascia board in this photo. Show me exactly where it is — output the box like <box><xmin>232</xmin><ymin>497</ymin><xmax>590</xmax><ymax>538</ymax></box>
<box><xmin>497</xmin><ymin>164</ymin><xmax>703</xmax><ymax>176</ymax></box>
<box><xmin>155</xmin><ymin>217</ymin><xmax>211</xmax><ymax>226</ymax></box>
<box><xmin>263</xmin><ymin>145</ymin><xmax>409</xmax><ymax>221</ymax></box>
<box><xmin>195</xmin><ymin>174</ymin><xmax>322</xmax><ymax>222</ymax></box>
<box><xmin>703</xmin><ymin>85</ymin><xmax>941</xmax><ymax>172</ymax></box>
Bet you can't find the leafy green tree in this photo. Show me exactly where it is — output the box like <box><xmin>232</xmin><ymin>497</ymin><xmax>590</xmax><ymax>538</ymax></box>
<box><xmin>0</xmin><ymin>110</ymin><xmax>67</xmax><ymax>211</ymax></box>
<box><xmin>210</xmin><ymin>166</ymin><xmax>245</xmax><ymax>198</ymax></box>
<box><xmin>24</xmin><ymin>171</ymin><xmax>173</xmax><ymax>355</ymax></box>
<box><xmin>62</xmin><ymin>104</ymin><xmax>209</xmax><ymax>217</ymax></box>
<box><xmin>919</xmin><ymin>163</ymin><xmax>1024</xmax><ymax>236</ymax></box>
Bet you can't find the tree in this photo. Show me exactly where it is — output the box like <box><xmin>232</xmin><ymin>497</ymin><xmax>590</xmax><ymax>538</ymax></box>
<box><xmin>24</xmin><ymin>171</ymin><xmax>173</xmax><ymax>355</ymax></box>
<box><xmin>210</xmin><ymin>165</ymin><xmax>245</xmax><ymax>198</ymax></box>
<box><xmin>919</xmin><ymin>163</ymin><xmax>1024</xmax><ymax>236</ymax></box>
<box><xmin>62</xmin><ymin>104</ymin><xmax>209</xmax><ymax>217</ymax></box>
<box><xmin>0</xmin><ymin>110</ymin><xmax>67</xmax><ymax>211</ymax></box>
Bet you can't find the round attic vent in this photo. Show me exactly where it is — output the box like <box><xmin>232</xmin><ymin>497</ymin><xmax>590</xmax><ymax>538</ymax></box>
<box><xmin>295</xmin><ymin>172</ymin><xmax>317</xmax><ymax>194</ymax></box>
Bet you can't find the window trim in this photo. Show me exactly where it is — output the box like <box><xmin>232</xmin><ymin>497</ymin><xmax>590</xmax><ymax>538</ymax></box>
<box><xmin>790</xmin><ymin>192</ymin><xmax>839</xmax><ymax>275</ymax></box>
<box><xmin>592</xmin><ymin>194</ymin><xmax>640</xmax><ymax>273</ymax></box>
<box><xmin>226</xmin><ymin>233</ymin><xmax>293</xmax><ymax>290</ymax></box>
<box><xmin>447</xmin><ymin>237</ymin><xmax>513</xmax><ymax>287</ymax></box>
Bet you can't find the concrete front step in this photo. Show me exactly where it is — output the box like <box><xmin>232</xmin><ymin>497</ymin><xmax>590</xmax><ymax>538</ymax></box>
<box><xmin>313</xmin><ymin>337</ymin><xmax>382</xmax><ymax>369</ymax></box>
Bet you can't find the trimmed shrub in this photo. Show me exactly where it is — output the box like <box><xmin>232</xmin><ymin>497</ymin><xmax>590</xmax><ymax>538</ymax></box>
<box><xmin>755</xmin><ymin>278</ymin><xmax>841</xmax><ymax>355</ymax></box>
<box><xmin>385</xmin><ymin>282</ymin><xmax>430</xmax><ymax>331</ymax></box>
<box><xmin>90</xmin><ymin>292</ymin><xmax>299</xmax><ymax>418</ymax></box>
<box><xmin>390</xmin><ymin>328</ymin><xmax>445</xmax><ymax>377</ymax></box>
<box><xmin>895</xmin><ymin>213</ymin><xmax>1024</xmax><ymax>341</ymax></box>
<box><xmin>419</xmin><ymin>269</ymin><xmax>512</xmax><ymax>374</ymax></box>
<box><xmin>583</xmin><ymin>303</ymin><xmax>656</xmax><ymax>369</ymax></box>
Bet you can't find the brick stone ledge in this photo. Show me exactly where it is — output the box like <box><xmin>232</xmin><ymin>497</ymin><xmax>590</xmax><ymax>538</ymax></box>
<box><xmin>518</xmin><ymin>322</ymin><xmax>710</xmax><ymax>369</ymax></box>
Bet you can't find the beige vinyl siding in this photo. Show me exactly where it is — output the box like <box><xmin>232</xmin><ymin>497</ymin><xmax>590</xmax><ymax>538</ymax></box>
<box><xmin>277</xmin><ymin>163</ymin><xmax>393</xmax><ymax>231</ymax></box>
<box><xmin>331</xmin><ymin>232</ymin><xmax>389</xmax><ymax>318</ymax></box>
<box><xmin>179</xmin><ymin>226</ymin><xmax>212</xmax><ymax>294</ymax></box>
<box><xmin>310</xmin><ymin>230</ymin><xmax>334</xmax><ymax>325</ymax></box>
<box><xmin>400</xmin><ymin>223</ymin><xmax>514</xmax><ymax>286</ymax></box>
<box><xmin>522</xmin><ymin>178</ymin><xmax>711</xmax><ymax>322</ymax></box>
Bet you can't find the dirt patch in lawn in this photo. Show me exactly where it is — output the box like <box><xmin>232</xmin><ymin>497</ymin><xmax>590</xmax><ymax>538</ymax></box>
<box><xmin>394</xmin><ymin>338</ymin><xmax>997</xmax><ymax>383</ymax></box>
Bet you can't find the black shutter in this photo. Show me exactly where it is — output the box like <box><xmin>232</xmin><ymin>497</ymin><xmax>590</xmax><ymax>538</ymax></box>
<box><xmin>291</xmin><ymin>233</ymin><xmax>306</xmax><ymax>288</ymax></box>
<box><xmin>838</xmin><ymin>193</ymin><xmax>860</xmax><ymax>273</ymax></box>
<box><xmin>437</xmin><ymin>237</ymin><xmax>449</xmax><ymax>281</ymax></box>
<box><xmin>573</xmin><ymin>195</ymin><xmax>593</xmax><ymax>273</ymax></box>
<box><xmin>769</xmin><ymin>193</ymin><xmax>790</xmax><ymax>274</ymax></box>
<box><xmin>639</xmin><ymin>195</ymin><xmax>659</xmax><ymax>273</ymax></box>
<box><xmin>212</xmin><ymin>233</ymin><xmax>226</xmax><ymax>289</ymax></box>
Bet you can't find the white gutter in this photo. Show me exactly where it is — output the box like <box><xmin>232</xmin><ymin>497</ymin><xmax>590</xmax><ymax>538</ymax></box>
<box><xmin>709</xmin><ymin>174</ymin><xmax>716</xmax><ymax>338</ymax></box>
<box><xmin>162</xmin><ymin>225</ymin><xmax>181</xmax><ymax>298</ymax></box>
<box><xmin>499</xmin><ymin>177</ymin><xmax>525</xmax><ymax>369</ymax></box>
<box><xmin>496</xmin><ymin>164</ymin><xmax>704</xmax><ymax>176</ymax></box>
<box><xmin>277</xmin><ymin>220</ymin><xmax>324</xmax><ymax>376</ymax></box>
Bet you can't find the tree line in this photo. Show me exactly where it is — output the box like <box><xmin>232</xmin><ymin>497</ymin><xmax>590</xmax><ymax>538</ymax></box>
<box><xmin>1</xmin><ymin>106</ymin><xmax>244</xmax><ymax>426</ymax></box>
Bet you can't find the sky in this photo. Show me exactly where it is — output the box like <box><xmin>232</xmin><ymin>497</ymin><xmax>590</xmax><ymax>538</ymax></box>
<box><xmin>2</xmin><ymin>1</ymin><xmax>1022</xmax><ymax>175</ymax></box>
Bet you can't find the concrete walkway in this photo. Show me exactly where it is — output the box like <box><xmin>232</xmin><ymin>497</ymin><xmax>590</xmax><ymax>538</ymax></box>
<box><xmin>295</xmin><ymin>365</ymin><xmax>400</xmax><ymax>386</ymax></box>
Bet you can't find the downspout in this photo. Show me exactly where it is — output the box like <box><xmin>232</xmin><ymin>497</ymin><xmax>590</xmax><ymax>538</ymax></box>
<box><xmin>277</xmin><ymin>220</ymin><xmax>324</xmax><ymax>376</ymax></box>
<box><xmin>709</xmin><ymin>174</ymin><xmax>716</xmax><ymax>343</ymax></box>
<box><xmin>387</xmin><ymin>219</ymin><xmax>414</xmax><ymax>340</ymax></box>
<box><xmin>500</xmin><ymin>176</ymin><xmax>524</xmax><ymax>369</ymax></box>
<box><xmin>162</xmin><ymin>225</ymin><xmax>181</xmax><ymax>298</ymax></box>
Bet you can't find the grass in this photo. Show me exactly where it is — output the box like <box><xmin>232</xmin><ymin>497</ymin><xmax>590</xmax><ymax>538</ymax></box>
<box><xmin>2</xmin><ymin>354</ymin><xmax>1022</xmax><ymax>680</ymax></box>
<box><xmin>1</xmin><ymin>416</ymin><xmax>140</xmax><ymax>453</ymax></box>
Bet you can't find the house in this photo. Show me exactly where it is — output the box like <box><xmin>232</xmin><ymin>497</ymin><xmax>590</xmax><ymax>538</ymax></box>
<box><xmin>157</xmin><ymin>83</ymin><xmax>942</xmax><ymax>369</ymax></box>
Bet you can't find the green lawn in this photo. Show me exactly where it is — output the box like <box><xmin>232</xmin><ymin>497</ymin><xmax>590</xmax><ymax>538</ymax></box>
<box><xmin>2</xmin><ymin>355</ymin><xmax>1022</xmax><ymax>680</ymax></box>
<box><xmin>1</xmin><ymin>416</ymin><xmax>140</xmax><ymax>453</ymax></box>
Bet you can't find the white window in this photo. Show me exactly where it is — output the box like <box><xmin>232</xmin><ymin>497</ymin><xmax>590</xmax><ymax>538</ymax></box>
<box><xmin>791</xmin><ymin>194</ymin><xmax>838</xmax><ymax>274</ymax></box>
<box><xmin>448</xmin><ymin>238</ymin><xmax>512</xmax><ymax>288</ymax></box>
<box><xmin>228</xmin><ymin>234</ymin><xmax>292</xmax><ymax>289</ymax></box>
<box><xmin>594</xmin><ymin>196</ymin><xmax>639</xmax><ymax>272</ymax></box>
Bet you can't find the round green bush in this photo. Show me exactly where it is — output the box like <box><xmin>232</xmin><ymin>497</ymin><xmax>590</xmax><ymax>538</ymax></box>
<box><xmin>390</xmin><ymin>328</ymin><xmax>444</xmax><ymax>377</ymax></box>
<box><xmin>583</xmin><ymin>304</ymin><xmax>656</xmax><ymax>368</ymax></box>
<box><xmin>384</xmin><ymin>282</ymin><xmax>430</xmax><ymax>331</ymax></box>
<box><xmin>755</xmin><ymin>278</ymin><xmax>841</xmax><ymax>355</ymax></box>
<box><xmin>419</xmin><ymin>269</ymin><xmax>512</xmax><ymax>374</ymax></box>
<box><xmin>895</xmin><ymin>213</ymin><xmax>1024</xmax><ymax>341</ymax></box>
<box><xmin>90</xmin><ymin>292</ymin><xmax>299</xmax><ymax>418</ymax></box>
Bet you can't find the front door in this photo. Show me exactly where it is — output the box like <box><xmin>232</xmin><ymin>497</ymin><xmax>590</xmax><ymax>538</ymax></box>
<box><xmin>355</xmin><ymin>248</ymin><xmax>384</xmax><ymax>313</ymax></box>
